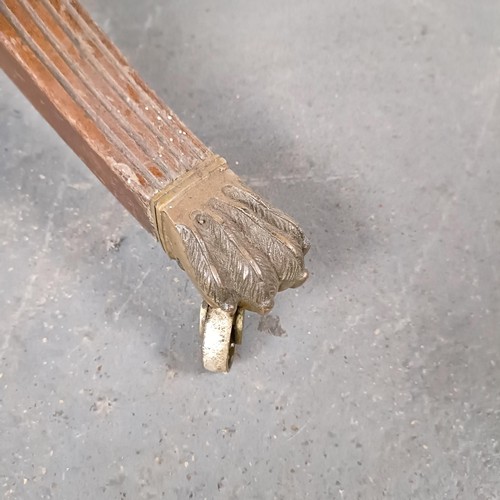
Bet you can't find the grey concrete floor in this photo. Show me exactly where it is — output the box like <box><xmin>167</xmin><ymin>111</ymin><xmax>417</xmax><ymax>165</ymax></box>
<box><xmin>1</xmin><ymin>0</ymin><xmax>500</xmax><ymax>498</ymax></box>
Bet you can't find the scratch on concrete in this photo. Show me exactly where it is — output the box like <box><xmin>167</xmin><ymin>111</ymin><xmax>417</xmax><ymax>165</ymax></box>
<box><xmin>1</xmin><ymin>164</ymin><xmax>68</xmax><ymax>359</ymax></box>
<box><xmin>246</xmin><ymin>172</ymin><xmax>360</xmax><ymax>188</ymax></box>
<box><xmin>113</xmin><ymin>267</ymin><xmax>151</xmax><ymax>321</ymax></box>
<box><xmin>411</xmin><ymin>70</ymin><xmax>500</xmax><ymax>283</ymax></box>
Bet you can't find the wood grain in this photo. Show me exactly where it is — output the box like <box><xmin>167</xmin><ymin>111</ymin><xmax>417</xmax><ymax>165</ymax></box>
<box><xmin>0</xmin><ymin>0</ymin><xmax>212</xmax><ymax>233</ymax></box>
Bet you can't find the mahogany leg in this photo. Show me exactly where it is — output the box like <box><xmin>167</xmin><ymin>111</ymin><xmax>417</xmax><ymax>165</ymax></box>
<box><xmin>0</xmin><ymin>0</ymin><xmax>309</xmax><ymax>371</ymax></box>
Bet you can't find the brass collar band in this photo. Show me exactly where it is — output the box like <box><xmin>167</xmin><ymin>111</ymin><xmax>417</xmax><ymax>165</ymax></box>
<box><xmin>151</xmin><ymin>154</ymin><xmax>238</xmax><ymax>261</ymax></box>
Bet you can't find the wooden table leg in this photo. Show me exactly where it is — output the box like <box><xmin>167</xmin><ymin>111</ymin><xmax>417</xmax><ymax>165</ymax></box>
<box><xmin>0</xmin><ymin>0</ymin><xmax>309</xmax><ymax>371</ymax></box>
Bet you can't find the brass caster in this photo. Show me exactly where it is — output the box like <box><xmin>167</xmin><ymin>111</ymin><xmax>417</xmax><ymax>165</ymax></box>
<box><xmin>200</xmin><ymin>301</ymin><xmax>244</xmax><ymax>372</ymax></box>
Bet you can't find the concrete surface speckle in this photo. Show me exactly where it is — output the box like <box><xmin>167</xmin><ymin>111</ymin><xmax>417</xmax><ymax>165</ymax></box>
<box><xmin>1</xmin><ymin>0</ymin><xmax>500</xmax><ymax>499</ymax></box>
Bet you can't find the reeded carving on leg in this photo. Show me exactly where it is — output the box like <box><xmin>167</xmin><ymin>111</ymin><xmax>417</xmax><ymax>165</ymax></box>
<box><xmin>152</xmin><ymin>155</ymin><xmax>309</xmax><ymax>314</ymax></box>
